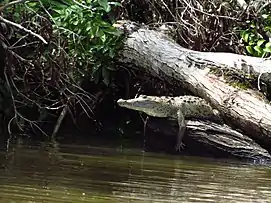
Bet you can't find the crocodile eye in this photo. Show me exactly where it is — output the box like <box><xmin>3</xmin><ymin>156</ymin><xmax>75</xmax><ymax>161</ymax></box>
<box><xmin>140</xmin><ymin>95</ymin><xmax>147</xmax><ymax>98</ymax></box>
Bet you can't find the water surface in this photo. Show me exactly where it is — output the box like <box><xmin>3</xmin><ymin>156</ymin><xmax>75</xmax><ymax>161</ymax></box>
<box><xmin>0</xmin><ymin>139</ymin><xmax>271</xmax><ymax>203</ymax></box>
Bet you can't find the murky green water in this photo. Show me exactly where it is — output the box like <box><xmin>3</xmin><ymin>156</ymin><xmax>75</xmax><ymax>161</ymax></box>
<box><xmin>0</xmin><ymin>139</ymin><xmax>271</xmax><ymax>203</ymax></box>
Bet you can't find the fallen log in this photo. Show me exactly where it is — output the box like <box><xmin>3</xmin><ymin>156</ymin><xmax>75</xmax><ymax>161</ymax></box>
<box><xmin>147</xmin><ymin>118</ymin><xmax>271</xmax><ymax>161</ymax></box>
<box><xmin>117</xmin><ymin>23</ymin><xmax>271</xmax><ymax>152</ymax></box>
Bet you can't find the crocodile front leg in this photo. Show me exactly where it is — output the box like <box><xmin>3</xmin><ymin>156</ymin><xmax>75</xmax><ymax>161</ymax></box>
<box><xmin>175</xmin><ymin>110</ymin><xmax>187</xmax><ymax>151</ymax></box>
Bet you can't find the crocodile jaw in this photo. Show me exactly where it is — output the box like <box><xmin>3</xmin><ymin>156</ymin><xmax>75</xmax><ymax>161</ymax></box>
<box><xmin>117</xmin><ymin>98</ymin><xmax>170</xmax><ymax>118</ymax></box>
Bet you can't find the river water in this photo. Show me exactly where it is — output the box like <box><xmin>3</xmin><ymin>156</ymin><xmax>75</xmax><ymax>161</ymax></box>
<box><xmin>0</xmin><ymin>138</ymin><xmax>271</xmax><ymax>203</ymax></box>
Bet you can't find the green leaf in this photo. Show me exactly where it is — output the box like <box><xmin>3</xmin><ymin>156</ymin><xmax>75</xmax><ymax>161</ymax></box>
<box><xmin>248</xmin><ymin>38</ymin><xmax>257</xmax><ymax>45</ymax></box>
<box><xmin>243</xmin><ymin>33</ymin><xmax>250</xmax><ymax>43</ymax></box>
<box><xmin>26</xmin><ymin>1</ymin><xmax>39</xmax><ymax>8</ymax></box>
<box><xmin>104</xmin><ymin>28</ymin><xmax>122</xmax><ymax>36</ymax></box>
<box><xmin>265</xmin><ymin>42</ymin><xmax>271</xmax><ymax>48</ymax></box>
<box><xmin>100</xmin><ymin>34</ymin><xmax>106</xmax><ymax>42</ymax></box>
<box><xmin>263</xmin><ymin>47</ymin><xmax>271</xmax><ymax>53</ymax></box>
<box><xmin>96</xmin><ymin>29</ymin><xmax>104</xmax><ymax>37</ymax></box>
<box><xmin>257</xmin><ymin>39</ymin><xmax>265</xmax><ymax>47</ymax></box>
<box><xmin>254</xmin><ymin>46</ymin><xmax>263</xmax><ymax>54</ymax></box>
<box><xmin>250</xmin><ymin>24</ymin><xmax>256</xmax><ymax>28</ymax></box>
<box><xmin>246</xmin><ymin>46</ymin><xmax>254</xmax><ymax>55</ymax></box>
<box><xmin>92</xmin><ymin>26</ymin><xmax>99</xmax><ymax>36</ymax></box>
<box><xmin>73</xmin><ymin>19</ymin><xmax>79</xmax><ymax>25</ymax></box>
<box><xmin>262</xmin><ymin>14</ymin><xmax>269</xmax><ymax>19</ymax></box>
<box><xmin>264</xmin><ymin>26</ymin><xmax>271</xmax><ymax>32</ymax></box>
<box><xmin>86</xmin><ymin>22</ymin><xmax>92</xmax><ymax>31</ymax></box>
<box><xmin>102</xmin><ymin>46</ymin><xmax>108</xmax><ymax>53</ymax></box>
<box><xmin>98</xmin><ymin>0</ymin><xmax>110</xmax><ymax>12</ymax></box>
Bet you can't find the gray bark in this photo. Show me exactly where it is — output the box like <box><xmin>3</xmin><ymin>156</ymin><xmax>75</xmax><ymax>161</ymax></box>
<box><xmin>147</xmin><ymin>118</ymin><xmax>271</xmax><ymax>161</ymax></box>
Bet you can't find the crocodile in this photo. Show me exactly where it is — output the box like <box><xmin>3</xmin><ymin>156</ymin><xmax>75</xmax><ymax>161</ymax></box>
<box><xmin>117</xmin><ymin>95</ymin><xmax>220</xmax><ymax>151</ymax></box>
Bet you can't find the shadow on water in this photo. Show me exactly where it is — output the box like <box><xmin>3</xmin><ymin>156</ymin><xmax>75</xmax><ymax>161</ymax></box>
<box><xmin>1</xmin><ymin>137</ymin><xmax>271</xmax><ymax>203</ymax></box>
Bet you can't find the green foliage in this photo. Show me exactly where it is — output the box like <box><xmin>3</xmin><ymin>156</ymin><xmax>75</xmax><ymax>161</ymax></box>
<box><xmin>240</xmin><ymin>9</ymin><xmax>271</xmax><ymax>57</ymax></box>
<box><xmin>39</xmin><ymin>0</ymin><xmax>122</xmax><ymax>85</ymax></box>
<box><xmin>0</xmin><ymin>0</ymin><xmax>123</xmax><ymax>134</ymax></box>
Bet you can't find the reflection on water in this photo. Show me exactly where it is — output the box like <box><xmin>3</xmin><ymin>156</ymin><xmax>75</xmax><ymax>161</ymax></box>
<box><xmin>0</xmin><ymin>138</ymin><xmax>271</xmax><ymax>203</ymax></box>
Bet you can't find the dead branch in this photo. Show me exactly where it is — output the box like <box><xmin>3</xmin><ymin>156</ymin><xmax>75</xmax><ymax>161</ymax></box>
<box><xmin>0</xmin><ymin>16</ymin><xmax>47</xmax><ymax>44</ymax></box>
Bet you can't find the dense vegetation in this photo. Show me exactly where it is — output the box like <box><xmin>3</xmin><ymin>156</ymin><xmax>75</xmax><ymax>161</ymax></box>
<box><xmin>0</xmin><ymin>0</ymin><xmax>270</xmax><ymax>138</ymax></box>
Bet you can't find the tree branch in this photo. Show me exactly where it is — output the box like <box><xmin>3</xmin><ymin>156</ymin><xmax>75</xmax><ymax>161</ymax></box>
<box><xmin>0</xmin><ymin>15</ymin><xmax>47</xmax><ymax>44</ymax></box>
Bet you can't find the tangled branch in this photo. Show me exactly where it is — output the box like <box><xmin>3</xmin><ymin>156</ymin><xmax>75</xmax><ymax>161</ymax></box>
<box><xmin>0</xmin><ymin>0</ymin><xmax>96</xmax><ymax>136</ymax></box>
<box><xmin>119</xmin><ymin>0</ymin><xmax>262</xmax><ymax>53</ymax></box>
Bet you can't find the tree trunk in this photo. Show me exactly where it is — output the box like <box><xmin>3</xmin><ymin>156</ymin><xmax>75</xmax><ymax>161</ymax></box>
<box><xmin>117</xmin><ymin>24</ymin><xmax>271</xmax><ymax>153</ymax></box>
<box><xmin>147</xmin><ymin>118</ymin><xmax>271</xmax><ymax>161</ymax></box>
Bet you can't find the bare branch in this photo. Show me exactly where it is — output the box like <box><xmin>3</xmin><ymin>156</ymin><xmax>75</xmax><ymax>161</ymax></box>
<box><xmin>0</xmin><ymin>15</ymin><xmax>48</xmax><ymax>44</ymax></box>
<box><xmin>51</xmin><ymin>104</ymin><xmax>69</xmax><ymax>138</ymax></box>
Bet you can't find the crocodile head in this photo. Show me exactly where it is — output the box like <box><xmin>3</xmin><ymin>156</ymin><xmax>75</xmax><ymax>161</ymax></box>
<box><xmin>117</xmin><ymin>95</ymin><xmax>172</xmax><ymax>117</ymax></box>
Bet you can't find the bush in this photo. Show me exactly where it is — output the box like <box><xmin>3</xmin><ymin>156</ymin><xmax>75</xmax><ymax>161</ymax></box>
<box><xmin>50</xmin><ymin>0</ymin><xmax>123</xmax><ymax>85</ymax></box>
<box><xmin>240</xmin><ymin>6</ymin><xmax>271</xmax><ymax>57</ymax></box>
<box><xmin>0</xmin><ymin>0</ymin><xmax>123</xmax><ymax>135</ymax></box>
